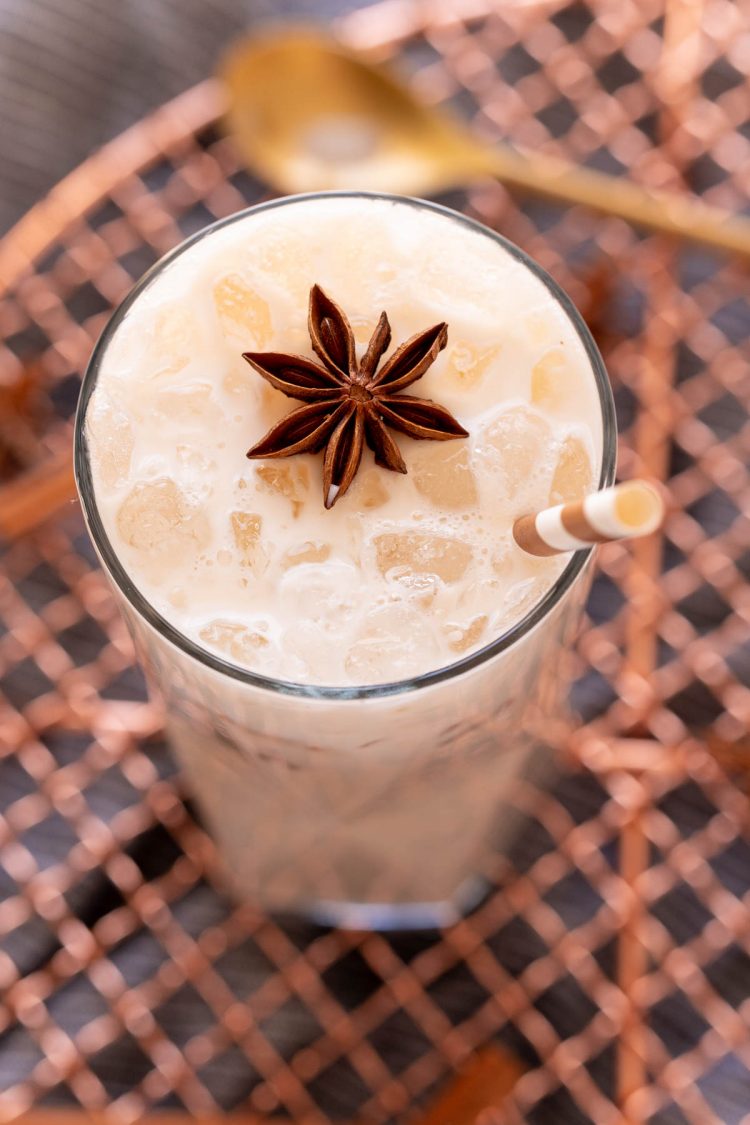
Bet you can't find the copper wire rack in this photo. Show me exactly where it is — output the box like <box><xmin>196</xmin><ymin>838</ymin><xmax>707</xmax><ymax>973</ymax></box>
<box><xmin>1</xmin><ymin>1</ymin><xmax>750</xmax><ymax>1122</ymax></box>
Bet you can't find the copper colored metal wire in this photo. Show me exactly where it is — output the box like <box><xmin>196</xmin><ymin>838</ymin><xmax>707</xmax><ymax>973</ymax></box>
<box><xmin>1</xmin><ymin>1</ymin><xmax>750</xmax><ymax>1123</ymax></box>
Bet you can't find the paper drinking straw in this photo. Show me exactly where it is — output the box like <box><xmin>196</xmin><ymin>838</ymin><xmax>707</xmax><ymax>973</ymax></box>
<box><xmin>513</xmin><ymin>480</ymin><xmax>665</xmax><ymax>557</ymax></box>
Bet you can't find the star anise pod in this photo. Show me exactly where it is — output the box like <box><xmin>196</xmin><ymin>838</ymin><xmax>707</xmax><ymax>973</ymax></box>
<box><xmin>244</xmin><ymin>285</ymin><xmax>468</xmax><ymax>508</ymax></box>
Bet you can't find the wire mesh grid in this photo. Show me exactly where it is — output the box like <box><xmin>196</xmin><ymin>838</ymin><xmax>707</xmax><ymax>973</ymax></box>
<box><xmin>1</xmin><ymin>0</ymin><xmax>750</xmax><ymax>1121</ymax></box>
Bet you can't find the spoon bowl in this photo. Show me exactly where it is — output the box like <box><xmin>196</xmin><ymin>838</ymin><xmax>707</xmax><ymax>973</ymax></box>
<box><xmin>221</xmin><ymin>29</ymin><xmax>489</xmax><ymax>196</ymax></box>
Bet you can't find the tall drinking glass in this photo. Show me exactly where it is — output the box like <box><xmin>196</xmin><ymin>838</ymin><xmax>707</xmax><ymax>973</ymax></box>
<box><xmin>75</xmin><ymin>194</ymin><xmax>616</xmax><ymax>929</ymax></box>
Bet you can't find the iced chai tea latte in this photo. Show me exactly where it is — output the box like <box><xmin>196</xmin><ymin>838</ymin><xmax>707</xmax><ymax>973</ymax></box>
<box><xmin>76</xmin><ymin>194</ymin><xmax>615</xmax><ymax>927</ymax></box>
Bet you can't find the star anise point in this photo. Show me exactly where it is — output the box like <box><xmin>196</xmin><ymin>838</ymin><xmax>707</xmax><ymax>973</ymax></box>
<box><xmin>244</xmin><ymin>285</ymin><xmax>466</xmax><ymax>508</ymax></box>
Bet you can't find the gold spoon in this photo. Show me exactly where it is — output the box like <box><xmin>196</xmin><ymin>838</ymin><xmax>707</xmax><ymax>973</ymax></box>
<box><xmin>221</xmin><ymin>29</ymin><xmax>750</xmax><ymax>260</ymax></box>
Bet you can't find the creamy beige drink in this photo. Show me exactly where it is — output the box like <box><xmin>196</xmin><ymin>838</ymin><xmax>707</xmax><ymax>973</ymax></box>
<box><xmin>77</xmin><ymin>194</ymin><xmax>614</xmax><ymax>925</ymax></box>
<box><xmin>86</xmin><ymin>195</ymin><xmax>601</xmax><ymax>686</ymax></box>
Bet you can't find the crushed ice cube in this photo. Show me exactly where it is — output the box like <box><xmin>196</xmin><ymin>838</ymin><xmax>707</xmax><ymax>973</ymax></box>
<box><xmin>88</xmin><ymin>397</ymin><xmax>133</xmax><ymax>489</ymax></box>
<box><xmin>389</xmin><ymin>571</ymin><xmax>440</xmax><ymax>607</ymax></box>
<box><xmin>549</xmin><ymin>435</ymin><xmax>593</xmax><ymax>505</ymax></box>
<box><xmin>531</xmin><ymin>347</ymin><xmax>575</xmax><ymax>412</ymax></box>
<box><xmin>255</xmin><ymin>235</ymin><xmax>314</xmax><ymax>305</ymax></box>
<box><xmin>411</xmin><ymin>443</ymin><xmax>477</xmax><ymax>509</ymax></box>
<box><xmin>230</xmin><ymin>511</ymin><xmax>261</xmax><ymax>552</ymax></box>
<box><xmin>256</xmin><ymin>463</ymin><xmax>310</xmax><ymax>517</ymax></box>
<box><xmin>153</xmin><ymin>385</ymin><xmax>221</xmax><ymax>428</ymax></box>
<box><xmin>478</xmin><ymin>406</ymin><xmax>553</xmax><ymax>497</ymax></box>
<box><xmin>281</xmin><ymin>541</ymin><xmax>331</xmax><ymax>569</ymax></box>
<box><xmin>374</xmin><ymin>532</ymin><xmax>473</xmax><ymax>584</ymax></box>
<box><xmin>214</xmin><ymin>274</ymin><xmax>272</xmax><ymax>347</ymax></box>
<box><xmin>279</xmin><ymin>561</ymin><xmax>359</xmax><ymax>634</ymax></box>
<box><xmin>282</xmin><ymin>621</ymin><xmax>339</xmax><ymax>683</ymax></box>
<box><xmin>199</xmin><ymin>619</ymin><xmax>270</xmax><ymax>664</ymax></box>
<box><xmin>503</xmin><ymin>576</ymin><xmax>549</xmax><ymax>620</ymax></box>
<box><xmin>230</xmin><ymin>511</ymin><xmax>268</xmax><ymax>574</ymax></box>
<box><xmin>445</xmin><ymin>340</ymin><xmax>501</xmax><ymax>390</ymax></box>
<box><xmin>443</xmin><ymin>614</ymin><xmax>489</xmax><ymax>654</ymax></box>
<box><xmin>344</xmin><ymin>604</ymin><xmax>438</xmax><ymax>684</ymax></box>
<box><xmin>348</xmin><ymin>468</ymin><xmax>390</xmax><ymax>510</ymax></box>
<box><xmin>116</xmin><ymin>478</ymin><xmax>210</xmax><ymax>561</ymax></box>
<box><xmin>151</xmin><ymin>304</ymin><xmax>196</xmax><ymax>376</ymax></box>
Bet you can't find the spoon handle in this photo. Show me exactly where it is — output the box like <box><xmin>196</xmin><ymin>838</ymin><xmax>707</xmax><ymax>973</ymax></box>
<box><xmin>481</xmin><ymin>144</ymin><xmax>750</xmax><ymax>259</ymax></box>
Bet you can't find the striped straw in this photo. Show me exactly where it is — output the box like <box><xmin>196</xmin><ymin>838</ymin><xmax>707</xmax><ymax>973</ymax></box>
<box><xmin>513</xmin><ymin>480</ymin><xmax>665</xmax><ymax>557</ymax></box>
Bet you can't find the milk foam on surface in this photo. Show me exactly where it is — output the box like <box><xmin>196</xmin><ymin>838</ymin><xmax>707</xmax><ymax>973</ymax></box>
<box><xmin>86</xmin><ymin>196</ymin><xmax>602</xmax><ymax>686</ymax></box>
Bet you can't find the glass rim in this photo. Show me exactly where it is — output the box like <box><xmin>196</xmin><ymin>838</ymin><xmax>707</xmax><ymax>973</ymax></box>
<box><xmin>74</xmin><ymin>191</ymin><xmax>617</xmax><ymax>702</ymax></box>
